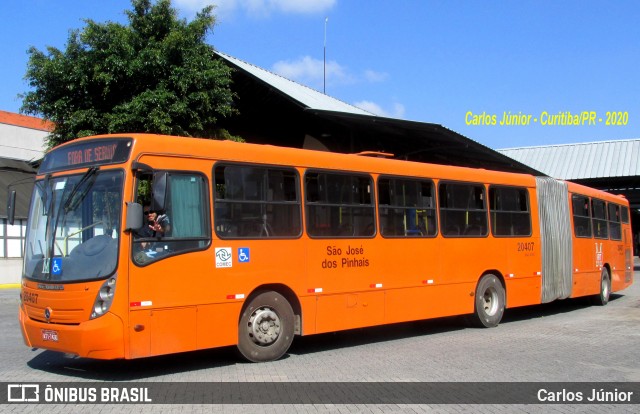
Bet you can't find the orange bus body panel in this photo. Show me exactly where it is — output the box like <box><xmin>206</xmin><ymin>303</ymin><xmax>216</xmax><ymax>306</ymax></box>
<box><xmin>19</xmin><ymin>280</ymin><xmax>125</xmax><ymax>359</ymax></box>
<box><xmin>18</xmin><ymin>134</ymin><xmax>633</xmax><ymax>360</ymax></box>
<box><xmin>566</xmin><ymin>181</ymin><xmax>633</xmax><ymax>296</ymax></box>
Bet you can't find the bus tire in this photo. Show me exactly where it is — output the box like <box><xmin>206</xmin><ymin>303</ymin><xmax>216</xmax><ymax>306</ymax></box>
<box><xmin>471</xmin><ymin>274</ymin><xmax>505</xmax><ymax>328</ymax></box>
<box><xmin>237</xmin><ymin>291</ymin><xmax>295</xmax><ymax>362</ymax></box>
<box><xmin>592</xmin><ymin>268</ymin><xmax>611</xmax><ymax>306</ymax></box>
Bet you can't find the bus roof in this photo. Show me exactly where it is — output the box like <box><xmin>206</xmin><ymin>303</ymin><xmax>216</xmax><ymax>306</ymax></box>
<box><xmin>102</xmin><ymin>133</ymin><xmax>539</xmax><ymax>187</ymax></box>
<box><xmin>52</xmin><ymin>133</ymin><xmax>630</xmax><ymax>203</ymax></box>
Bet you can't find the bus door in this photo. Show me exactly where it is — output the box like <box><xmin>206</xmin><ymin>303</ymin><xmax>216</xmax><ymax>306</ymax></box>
<box><xmin>127</xmin><ymin>159</ymin><xmax>216</xmax><ymax>358</ymax></box>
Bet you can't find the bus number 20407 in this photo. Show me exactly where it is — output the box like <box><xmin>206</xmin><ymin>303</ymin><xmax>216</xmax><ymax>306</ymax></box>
<box><xmin>517</xmin><ymin>242</ymin><xmax>535</xmax><ymax>252</ymax></box>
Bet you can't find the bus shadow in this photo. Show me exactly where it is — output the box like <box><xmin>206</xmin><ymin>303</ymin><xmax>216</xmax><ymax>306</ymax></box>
<box><xmin>289</xmin><ymin>293</ymin><xmax>623</xmax><ymax>357</ymax></box>
<box><xmin>501</xmin><ymin>293</ymin><xmax>623</xmax><ymax>323</ymax></box>
<box><xmin>26</xmin><ymin>346</ymin><xmax>239</xmax><ymax>381</ymax></box>
<box><xmin>26</xmin><ymin>293</ymin><xmax>624</xmax><ymax>379</ymax></box>
<box><xmin>289</xmin><ymin>315</ymin><xmax>464</xmax><ymax>357</ymax></box>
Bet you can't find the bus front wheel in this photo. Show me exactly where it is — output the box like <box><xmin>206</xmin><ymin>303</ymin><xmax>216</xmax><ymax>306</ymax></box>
<box><xmin>471</xmin><ymin>274</ymin><xmax>505</xmax><ymax>328</ymax></box>
<box><xmin>237</xmin><ymin>291</ymin><xmax>295</xmax><ymax>362</ymax></box>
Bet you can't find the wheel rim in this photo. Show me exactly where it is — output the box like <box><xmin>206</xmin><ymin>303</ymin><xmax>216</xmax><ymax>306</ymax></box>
<box><xmin>247</xmin><ymin>306</ymin><xmax>281</xmax><ymax>346</ymax></box>
<box><xmin>482</xmin><ymin>286</ymin><xmax>499</xmax><ymax>316</ymax></box>
<box><xmin>602</xmin><ymin>276</ymin><xmax>610</xmax><ymax>299</ymax></box>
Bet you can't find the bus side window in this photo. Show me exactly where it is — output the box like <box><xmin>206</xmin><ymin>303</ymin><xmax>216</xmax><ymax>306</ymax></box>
<box><xmin>489</xmin><ymin>186</ymin><xmax>531</xmax><ymax>237</ymax></box>
<box><xmin>133</xmin><ymin>172</ymin><xmax>210</xmax><ymax>265</ymax></box>
<box><xmin>438</xmin><ymin>182</ymin><xmax>488</xmax><ymax>238</ymax></box>
<box><xmin>305</xmin><ymin>171</ymin><xmax>375</xmax><ymax>238</ymax></box>
<box><xmin>592</xmin><ymin>198</ymin><xmax>609</xmax><ymax>239</ymax></box>
<box><xmin>214</xmin><ymin>164</ymin><xmax>301</xmax><ymax>239</ymax></box>
<box><xmin>608</xmin><ymin>203</ymin><xmax>622</xmax><ymax>241</ymax></box>
<box><xmin>378</xmin><ymin>176</ymin><xmax>437</xmax><ymax>238</ymax></box>
<box><xmin>571</xmin><ymin>194</ymin><xmax>592</xmax><ymax>238</ymax></box>
<box><xmin>621</xmin><ymin>206</ymin><xmax>630</xmax><ymax>224</ymax></box>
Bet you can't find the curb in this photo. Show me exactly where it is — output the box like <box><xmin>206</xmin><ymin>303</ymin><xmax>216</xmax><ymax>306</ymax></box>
<box><xmin>0</xmin><ymin>284</ymin><xmax>20</xmax><ymax>289</ymax></box>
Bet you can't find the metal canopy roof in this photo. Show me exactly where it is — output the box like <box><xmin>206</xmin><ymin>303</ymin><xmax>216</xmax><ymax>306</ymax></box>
<box><xmin>215</xmin><ymin>51</ymin><xmax>542</xmax><ymax>176</ymax></box>
<box><xmin>216</xmin><ymin>52</ymin><xmax>373</xmax><ymax>116</ymax></box>
<box><xmin>498</xmin><ymin>139</ymin><xmax>640</xmax><ymax>180</ymax></box>
<box><xmin>305</xmin><ymin>110</ymin><xmax>544</xmax><ymax>175</ymax></box>
<box><xmin>499</xmin><ymin>140</ymin><xmax>640</xmax><ymax>209</ymax></box>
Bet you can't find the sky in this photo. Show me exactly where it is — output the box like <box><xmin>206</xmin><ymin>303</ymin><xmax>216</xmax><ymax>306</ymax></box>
<box><xmin>1</xmin><ymin>0</ymin><xmax>639</xmax><ymax>150</ymax></box>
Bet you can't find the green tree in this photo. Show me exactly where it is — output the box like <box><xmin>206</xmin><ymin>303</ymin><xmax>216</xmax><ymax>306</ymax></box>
<box><xmin>21</xmin><ymin>0</ymin><xmax>239</xmax><ymax>148</ymax></box>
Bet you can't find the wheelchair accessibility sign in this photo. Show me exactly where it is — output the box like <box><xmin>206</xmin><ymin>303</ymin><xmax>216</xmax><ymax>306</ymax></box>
<box><xmin>52</xmin><ymin>258</ymin><xmax>62</xmax><ymax>275</ymax></box>
<box><xmin>238</xmin><ymin>248</ymin><xmax>250</xmax><ymax>263</ymax></box>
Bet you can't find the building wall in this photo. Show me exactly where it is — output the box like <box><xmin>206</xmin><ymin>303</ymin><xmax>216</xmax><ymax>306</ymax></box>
<box><xmin>0</xmin><ymin>111</ymin><xmax>49</xmax><ymax>286</ymax></box>
<box><xmin>0</xmin><ymin>122</ymin><xmax>47</xmax><ymax>161</ymax></box>
<box><xmin>0</xmin><ymin>217</ymin><xmax>29</xmax><ymax>286</ymax></box>
<box><xmin>0</xmin><ymin>258</ymin><xmax>23</xmax><ymax>285</ymax></box>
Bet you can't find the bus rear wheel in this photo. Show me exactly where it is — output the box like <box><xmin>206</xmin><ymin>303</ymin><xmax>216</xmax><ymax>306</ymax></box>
<box><xmin>592</xmin><ymin>268</ymin><xmax>611</xmax><ymax>306</ymax></box>
<box><xmin>237</xmin><ymin>291</ymin><xmax>294</xmax><ymax>362</ymax></box>
<box><xmin>471</xmin><ymin>274</ymin><xmax>505</xmax><ymax>328</ymax></box>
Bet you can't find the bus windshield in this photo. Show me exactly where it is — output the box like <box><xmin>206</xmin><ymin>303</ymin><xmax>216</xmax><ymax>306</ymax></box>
<box><xmin>24</xmin><ymin>169</ymin><xmax>124</xmax><ymax>282</ymax></box>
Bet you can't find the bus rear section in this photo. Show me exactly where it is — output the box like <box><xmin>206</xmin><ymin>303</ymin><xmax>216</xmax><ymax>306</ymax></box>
<box><xmin>535</xmin><ymin>178</ymin><xmax>632</xmax><ymax>305</ymax></box>
<box><xmin>566</xmin><ymin>182</ymin><xmax>633</xmax><ymax>302</ymax></box>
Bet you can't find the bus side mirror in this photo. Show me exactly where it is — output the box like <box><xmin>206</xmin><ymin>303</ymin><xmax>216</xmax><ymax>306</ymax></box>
<box><xmin>7</xmin><ymin>190</ymin><xmax>16</xmax><ymax>225</ymax></box>
<box><xmin>152</xmin><ymin>172</ymin><xmax>167</xmax><ymax>213</ymax></box>
<box><xmin>125</xmin><ymin>202</ymin><xmax>143</xmax><ymax>231</ymax></box>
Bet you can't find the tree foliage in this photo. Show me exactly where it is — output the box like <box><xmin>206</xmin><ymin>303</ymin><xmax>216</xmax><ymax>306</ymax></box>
<box><xmin>21</xmin><ymin>0</ymin><xmax>239</xmax><ymax>148</ymax></box>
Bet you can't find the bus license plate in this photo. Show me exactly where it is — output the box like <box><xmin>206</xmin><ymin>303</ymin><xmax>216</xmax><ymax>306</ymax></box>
<box><xmin>41</xmin><ymin>329</ymin><xmax>59</xmax><ymax>342</ymax></box>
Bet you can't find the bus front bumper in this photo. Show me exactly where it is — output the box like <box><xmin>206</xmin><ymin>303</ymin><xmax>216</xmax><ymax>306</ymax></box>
<box><xmin>19</xmin><ymin>305</ymin><xmax>125</xmax><ymax>359</ymax></box>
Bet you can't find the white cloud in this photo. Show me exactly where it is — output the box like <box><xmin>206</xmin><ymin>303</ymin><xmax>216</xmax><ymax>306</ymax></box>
<box><xmin>174</xmin><ymin>0</ymin><xmax>335</xmax><ymax>17</ymax></box>
<box><xmin>260</xmin><ymin>0</ymin><xmax>336</xmax><ymax>14</ymax></box>
<box><xmin>272</xmin><ymin>56</ymin><xmax>352</xmax><ymax>89</ymax></box>
<box><xmin>173</xmin><ymin>0</ymin><xmax>218</xmax><ymax>14</ymax></box>
<box><xmin>391</xmin><ymin>102</ymin><xmax>406</xmax><ymax>118</ymax></box>
<box><xmin>354</xmin><ymin>101</ymin><xmax>405</xmax><ymax>119</ymax></box>
<box><xmin>271</xmin><ymin>56</ymin><xmax>391</xmax><ymax>93</ymax></box>
<box><xmin>363</xmin><ymin>69</ymin><xmax>388</xmax><ymax>83</ymax></box>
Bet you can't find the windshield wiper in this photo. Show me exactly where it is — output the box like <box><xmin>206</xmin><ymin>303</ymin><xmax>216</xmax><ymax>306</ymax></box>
<box><xmin>63</xmin><ymin>167</ymin><xmax>99</xmax><ymax>212</ymax></box>
<box><xmin>42</xmin><ymin>174</ymin><xmax>52</xmax><ymax>215</ymax></box>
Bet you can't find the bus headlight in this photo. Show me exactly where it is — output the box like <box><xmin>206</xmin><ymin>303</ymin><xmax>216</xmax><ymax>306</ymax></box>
<box><xmin>91</xmin><ymin>277</ymin><xmax>116</xmax><ymax>319</ymax></box>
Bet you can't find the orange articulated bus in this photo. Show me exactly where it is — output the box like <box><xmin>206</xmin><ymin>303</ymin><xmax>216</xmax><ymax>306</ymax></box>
<box><xmin>14</xmin><ymin>134</ymin><xmax>634</xmax><ymax>362</ymax></box>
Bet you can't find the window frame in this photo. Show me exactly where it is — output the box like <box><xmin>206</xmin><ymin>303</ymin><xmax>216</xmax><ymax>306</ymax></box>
<box><xmin>607</xmin><ymin>202</ymin><xmax>622</xmax><ymax>241</ymax></box>
<box><xmin>621</xmin><ymin>205</ymin><xmax>630</xmax><ymax>224</ymax></box>
<box><xmin>591</xmin><ymin>198</ymin><xmax>609</xmax><ymax>240</ymax></box>
<box><xmin>571</xmin><ymin>194</ymin><xmax>593</xmax><ymax>238</ymax></box>
<box><xmin>304</xmin><ymin>169</ymin><xmax>376</xmax><ymax>239</ymax></box>
<box><xmin>377</xmin><ymin>175</ymin><xmax>438</xmax><ymax>238</ymax></box>
<box><xmin>213</xmin><ymin>162</ymin><xmax>302</xmax><ymax>240</ymax></box>
<box><xmin>132</xmin><ymin>169</ymin><xmax>211</xmax><ymax>267</ymax></box>
<box><xmin>438</xmin><ymin>180</ymin><xmax>489</xmax><ymax>238</ymax></box>
<box><xmin>488</xmin><ymin>185</ymin><xmax>532</xmax><ymax>238</ymax></box>
<box><xmin>1</xmin><ymin>218</ymin><xmax>27</xmax><ymax>258</ymax></box>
